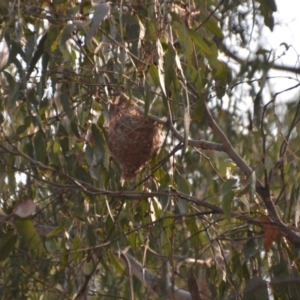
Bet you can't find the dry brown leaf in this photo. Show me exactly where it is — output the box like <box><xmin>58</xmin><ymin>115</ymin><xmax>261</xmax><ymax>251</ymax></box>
<box><xmin>260</xmin><ymin>214</ymin><xmax>279</xmax><ymax>252</ymax></box>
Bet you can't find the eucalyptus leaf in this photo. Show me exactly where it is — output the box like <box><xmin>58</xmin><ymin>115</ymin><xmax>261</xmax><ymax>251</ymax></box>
<box><xmin>14</xmin><ymin>217</ymin><xmax>44</xmax><ymax>253</ymax></box>
<box><xmin>222</xmin><ymin>190</ymin><xmax>234</xmax><ymax>220</ymax></box>
<box><xmin>86</xmin><ymin>2</ymin><xmax>110</xmax><ymax>45</ymax></box>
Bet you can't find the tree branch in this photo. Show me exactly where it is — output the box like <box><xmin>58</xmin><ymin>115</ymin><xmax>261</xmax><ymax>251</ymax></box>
<box><xmin>116</xmin><ymin>250</ymin><xmax>192</xmax><ymax>300</ymax></box>
<box><xmin>203</xmin><ymin>102</ymin><xmax>300</xmax><ymax>248</ymax></box>
<box><xmin>219</xmin><ymin>42</ymin><xmax>300</xmax><ymax>75</ymax></box>
<box><xmin>134</xmin><ymin>106</ymin><xmax>226</xmax><ymax>152</ymax></box>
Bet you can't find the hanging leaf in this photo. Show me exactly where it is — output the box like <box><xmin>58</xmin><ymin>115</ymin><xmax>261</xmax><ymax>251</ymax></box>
<box><xmin>60</xmin><ymin>89</ymin><xmax>74</xmax><ymax>120</ymax></box>
<box><xmin>188</xmin><ymin>29</ymin><xmax>211</xmax><ymax>54</ymax></box>
<box><xmin>149</xmin><ymin>64</ymin><xmax>160</xmax><ymax>87</ymax></box>
<box><xmin>14</xmin><ymin>217</ymin><xmax>44</xmax><ymax>253</ymax></box>
<box><xmin>295</xmin><ymin>196</ymin><xmax>300</xmax><ymax>228</ymax></box>
<box><xmin>44</xmin><ymin>27</ymin><xmax>60</xmax><ymax>54</ymax></box>
<box><xmin>110</xmin><ymin>251</ymin><xmax>125</xmax><ymax>273</ymax></box>
<box><xmin>86</xmin><ymin>2</ymin><xmax>110</xmax><ymax>45</ymax></box>
<box><xmin>185</xmin><ymin>218</ymin><xmax>200</xmax><ymax>250</ymax></box>
<box><xmin>222</xmin><ymin>190</ymin><xmax>234</xmax><ymax>220</ymax></box>
<box><xmin>203</xmin><ymin>17</ymin><xmax>224</xmax><ymax>39</ymax></box>
<box><xmin>144</xmin><ymin>82</ymin><xmax>151</xmax><ymax>117</ymax></box>
<box><xmin>253</xmin><ymin>91</ymin><xmax>262</xmax><ymax>130</ymax></box>
<box><xmin>27</xmin><ymin>33</ymin><xmax>48</xmax><ymax>78</ymax></box>
<box><xmin>164</xmin><ymin>43</ymin><xmax>176</xmax><ymax>93</ymax></box>
<box><xmin>222</xmin><ymin>178</ymin><xmax>238</xmax><ymax>194</ymax></box>
<box><xmin>257</xmin><ymin>0</ymin><xmax>277</xmax><ymax>31</ymax></box>
<box><xmin>0</xmin><ymin>232</ymin><xmax>17</xmax><ymax>262</ymax></box>
<box><xmin>175</xmin><ymin>172</ymin><xmax>191</xmax><ymax>195</ymax></box>
<box><xmin>60</xmin><ymin>23</ymin><xmax>84</xmax><ymax>47</ymax></box>
<box><xmin>34</xmin><ymin>130</ymin><xmax>47</xmax><ymax>164</ymax></box>
<box><xmin>243</xmin><ymin>276</ymin><xmax>269</xmax><ymax>300</ymax></box>
<box><xmin>47</xmin><ymin>220</ymin><xmax>66</xmax><ymax>237</ymax></box>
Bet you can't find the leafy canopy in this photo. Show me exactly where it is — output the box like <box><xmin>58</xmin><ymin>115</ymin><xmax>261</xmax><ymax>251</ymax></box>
<box><xmin>1</xmin><ymin>0</ymin><xmax>300</xmax><ymax>299</ymax></box>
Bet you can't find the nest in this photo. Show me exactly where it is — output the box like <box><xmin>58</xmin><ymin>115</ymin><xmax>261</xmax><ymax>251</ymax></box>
<box><xmin>108</xmin><ymin>93</ymin><xmax>162</xmax><ymax>180</ymax></box>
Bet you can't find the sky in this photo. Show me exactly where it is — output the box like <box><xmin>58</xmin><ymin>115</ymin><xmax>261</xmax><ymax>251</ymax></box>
<box><xmin>266</xmin><ymin>0</ymin><xmax>300</xmax><ymax>62</ymax></box>
<box><xmin>218</xmin><ymin>0</ymin><xmax>300</xmax><ymax>115</ymax></box>
<box><xmin>262</xmin><ymin>0</ymin><xmax>300</xmax><ymax>102</ymax></box>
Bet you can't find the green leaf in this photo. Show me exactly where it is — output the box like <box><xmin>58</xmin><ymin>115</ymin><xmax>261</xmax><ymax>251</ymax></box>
<box><xmin>254</xmin><ymin>91</ymin><xmax>262</xmax><ymax>129</ymax></box>
<box><xmin>124</xmin><ymin>16</ymin><xmax>140</xmax><ymax>56</ymax></box>
<box><xmin>27</xmin><ymin>33</ymin><xmax>48</xmax><ymax>78</ymax></box>
<box><xmin>215</xmin><ymin>63</ymin><xmax>229</xmax><ymax>80</ymax></box>
<box><xmin>16</xmin><ymin>123</ymin><xmax>30</xmax><ymax>135</ymax></box>
<box><xmin>0</xmin><ymin>232</ymin><xmax>17</xmax><ymax>262</ymax></box>
<box><xmin>188</xmin><ymin>29</ymin><xmax>211</xmax><ymax>54</ymax></box>
<box><xmin>14</xmin><ymin>217</ymin><xmax>44</xmax><ymax>253</ymax></box>
<box><xmin>60</xmin><ymin>24</ymin><xmax>75</xmax><ymax>47</ymax></box>
<box><xmin>257</xmin><ymin>0</ymin><xmax>277</xmax><ymax>12</ymax></box>
<box><xmin>151</xmin><ymin>196</ymin><xmax>163</xmax><ymax>219</ymax></box>
<box><xmin>47</xmin><ymin>220</ymin><xmax>66</xmax><ymax>237</ymax></box>
<box><xmin>222</xmin><ymin>178</ymin><xmax>238</xmax><ymax>194</ymax></box>
<box><xmin>243</xmin><ymin>277</ymin><xmax>269</xmax><ymax>300</ymax></box>
<box><xmin>231</xmin><ymin>249</ymin><xmax>243</xmax><ymax>279</ymax></box>
<box><xmin>91</xmin><ymin>123</ymin><xmax>105</xmax><ymax>152</ymax></box>
<box><xmin>52</xmin><ymin>140</ymin><xmax>61</xmax><ymax>154</ymax></box>
<box><xmin>58</xmin><ymin>122</ymin><xmax>70</xmax><ymax>154</ymax></box>
<box><xmin>161</xmin><ymin>230</ymin><xmax>171</xmax><ymax>256</ymax></box>
<box><xmin>127</xmin><ymin>232</ymin><xmax>137</xmax><ymax>249</ymax></box>
<box><xmin>242</xmin><ymin>238</ymin><xmax>259</xmax><ymax>259</ymax></box>
<box><xmin>149</xmin><ymin>64</ymin><xmax>160</xmax><ymax>86</ymax></box>
<box><xmin>203</xmin><ymin>38</ymin><xmax>221</xmax><ymax>70</ymax></box>
<box><xmin>34</xmin><ymin>130</ymin><xmax>47</xmax><ymax>164</ymax></box>
<box><xmin>173</xmin><ymin>21</ymin><xmax>194</xmax><ymax>62</ymax></box>
<box><xmin>163</xmin><ymin>211</ymin><xmax>174</xmax><ymax>235</ymax></box>
<box><xmin>185</xmin><ymin>217</ymin><xmax>200</xmax><ymax>250</ymax></box>
<box><xmin>164</xmin><ymin>43</ymin><xmax>176</xmax><ymax>93</ymax></box>
<box><xmin>111</xmin><ymin>251</ymin><xmax>125</xmax><ymax>273</ymax></box>
<box><xmin>222</xmin><ymin>190</ymin><xmax>234</xmax><ymax>220</ymax></box>
<box><xmin>264</xmin><ymin>156</ymin><xmax>273</xmax><ymax>169</ymax></box>
<box><xmin>60</xmin><ymin>252</ymin><xmax>69</xmax><ymax>271</ymax></box>
<box><xmin>286</xmin><ymin>182</ymin><xmax>299</xmax><ymax>221</ymax></box>
<box><xmin>87</xmin><ymin>225</ymin><xmax>97</xmax><ymax>247</ymax></box>
<box><xmin>194</xmin><ymin>95</ymin><xmax>205</xmax><ymax>122</ymax></box>
<box><xmin>175</xmin><ymin>172</ymin><xmax>191</xmax><ymax>195</ymax></box>
<box><xmin>203</xmin><ymin>17</ymin><xmax>224</xmax><ymax>39</ymax></box>
<box><xmin>72</xmin><ymin>235</ymin><xmax>83</xmax><ymax>262</ymax></box>
<box><xmin>257</xmin><ymin>1</ymin><xmax>276</xmax><ymax>31</ymax></box>
<box><xmin>44</xmin><ymin>27</ymin><xmax>60</xmax><ymax>54</ymax></box>
<box><xmin>144</xmin><ymin>83</ymin><xmax>151</xmax><ymax>117</ymax></box>
<box><xmin>186</xmin><ymin>64</ymin><xmax>203</xmax><ymax>93</ymax></box>
<box><xmin>60</xmin><ymin>90</ymin><xmax>74</xmax><ymax>120</ymax></box>
<box><xmin>86</xmin><ymin>2</ymin><xmax>110</xmax><ymax>45</ymax></box>
<box><xmin>239</xmin><ymin>195</ymin><xmax>250</xmax><ymax>213</ymax></box>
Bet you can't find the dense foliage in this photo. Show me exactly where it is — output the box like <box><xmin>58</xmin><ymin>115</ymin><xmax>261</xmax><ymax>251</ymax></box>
<box><xmin>1</xmin><ymin>0</ymin><xmax>300</xmax><ymax>299</ymax></box>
